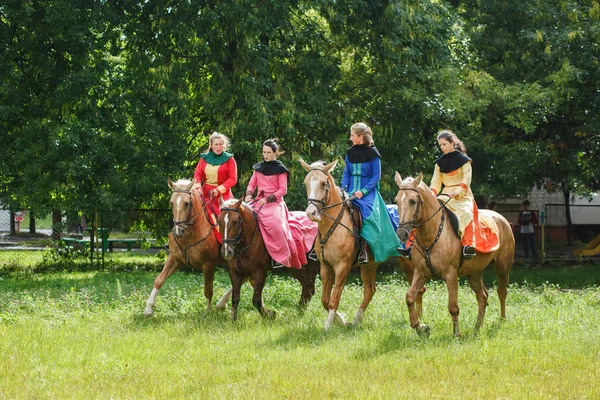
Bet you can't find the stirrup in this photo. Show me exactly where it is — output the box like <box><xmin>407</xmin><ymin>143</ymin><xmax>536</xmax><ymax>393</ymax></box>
<box><xmin>463</xmin><ymin>246</ymin><xmax>476</xmax><ymax>259</ymax></box>
<box><xmin>271</xmin><ymin>259</ymin><xmax>285</xmax><ymax>269</ymax></box>
<box><xmin>358</xmin><ymin>250</ymin><xmax>369</xmax><ymax>264</ymax></box>
<box><xmin>397</xmin><ymin>247</ymin><xmax>411</xmax><ymax>259</ymax></box>
<box><xmin>308</xmin><ymin>248</ymin><xmax>318</xmax><ymax>261</ymax></box>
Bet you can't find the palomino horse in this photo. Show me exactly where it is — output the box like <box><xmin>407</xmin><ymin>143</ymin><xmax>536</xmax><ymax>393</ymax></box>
<box><xmin>144</xmin><ymin>179</ymin><xmax>231</xmax><ymax>316</ymax></box>
<box><xmin>217</xmin><ymin>198</ymin><xmax>320</xmax><ymax>320</ymax></box>
<box><xmin>394</xmin><ymin>172</ymin><xmax>515</xmax><ymax>337</ymax></box>
<box><xmin>299</xmin><ymin>159</ymin><xmax>422</xmax><ymax>330</ymax></box>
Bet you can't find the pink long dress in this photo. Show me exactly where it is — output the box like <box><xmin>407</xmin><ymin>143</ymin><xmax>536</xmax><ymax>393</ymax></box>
<box><xmin>246</xmin><ymin>171</ymin><xmax>318</xmax><ymax>269</ymax></box>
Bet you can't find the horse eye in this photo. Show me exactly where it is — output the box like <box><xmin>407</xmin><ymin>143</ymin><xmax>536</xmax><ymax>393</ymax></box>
<box><xmin>409</xmin><ymin>199</ymin><xmax>417</xmax><ymax>206</ymax></box>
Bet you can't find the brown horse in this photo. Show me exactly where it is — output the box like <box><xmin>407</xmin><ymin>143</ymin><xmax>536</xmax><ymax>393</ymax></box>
<box><xmin>299</xmin><ymin>159</ymin><xmax>422</xmax><ymax>330</ymax></box>
<box><xmin>394</xmin><ymin>172</ymin><xmax>515</xmax><ymax>337</ymax></box>
<box><xmin>217</xmin><ymin>198</ymin><xmax>320</xmax><ymax>320</ymax></box>
<box><xmin>144</xmin><ymin>179</ymin><xmax>232</xmax><ymax>316</ymax></box>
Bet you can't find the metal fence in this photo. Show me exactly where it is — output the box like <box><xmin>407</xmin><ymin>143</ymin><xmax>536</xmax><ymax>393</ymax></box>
<box><xmin>2</xmin><ymin>204</ymin><xmax>599</xmax><ymax>272</ymax></box>
<box><xmin>0</xmin><ymin>209</ymin><xmax>172</xmax><ymax>271</ymax></box>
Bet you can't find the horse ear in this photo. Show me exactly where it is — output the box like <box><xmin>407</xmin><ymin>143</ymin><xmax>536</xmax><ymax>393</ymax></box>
<box><xmin>394</xmin><ymin>171</ymin><xmax>403</xmax><ymax>188</ymax></box>
<box><xmin>413</xmin><ymin>172</ymin><xmax>423</xmax><ymax>188</ymax></box>
<box><xmin>323</xmin><ymin>159</ymin><xmax>338</xmax><ymax>173</ymax></box>
<box><xmin>234</xmin><ymin>197</ymin><xmax>244</xmax><ymax>209</ymax></box>
<box><xmin>299</xmin><ymin>158</ymin><xmax>311</xmax><ymax>172</ymax></box>
<box><xmin>168</xmin><ymin>179</ymin><xmax>174</xmax><ymax>190</ymax></box>
<box><xmin>219</xmin><ymin>196</ymin><xmax>225</xmax><ymax>209</ymax></box>
<box><xmin>184</xmin><ymin>180</ymin><xmax>195</xmax><ymax>191</ymax></box>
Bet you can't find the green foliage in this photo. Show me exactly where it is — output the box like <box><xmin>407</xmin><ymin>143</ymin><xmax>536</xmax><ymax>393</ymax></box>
<box><xmin>1</xmin><ymin>0</ymin><xmax>598</xmax><ymax>217</ymax></box>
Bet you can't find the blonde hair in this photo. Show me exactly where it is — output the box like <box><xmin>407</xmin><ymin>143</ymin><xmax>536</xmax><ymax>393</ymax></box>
<box><xmin>351</xmin><ymin>122</ymin><xmax>374</xmax><ymax>146</ymax></box>
<box><xmin>206</xmin><ymin>132</ymin><xmax>230</xmax><ymax>153</ymax></box>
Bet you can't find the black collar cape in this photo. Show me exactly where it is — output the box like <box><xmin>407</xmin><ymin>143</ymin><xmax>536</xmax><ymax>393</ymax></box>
<box><xmin>252</xmin><ymin>160</ymin><xmax>290</xmax><ymax>176</ymax></box>
<box><xmin>346</xmin><ymin>144</ymin><xmax>381</xmax><ymax>163</ymax></box>
<box><xmin>436</xmin><ymin>150</ymin><xmax>471</xmax><ymax>173</ymax></box>
<box><xmin>201</xmin><ymin>151</ymin><xmax>233</xmax><ymax>166</ymax></box>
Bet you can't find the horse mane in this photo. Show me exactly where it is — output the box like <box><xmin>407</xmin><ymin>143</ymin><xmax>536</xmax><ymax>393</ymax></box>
<box><xmin>221</xmin><ymin>198</ymin><xmax>252</xmax><ymax>212</ymax></box>
<box><xmin>309</xmin><ymin>160</ymin><xmax>327</xmax><ymax>169</ymax></box>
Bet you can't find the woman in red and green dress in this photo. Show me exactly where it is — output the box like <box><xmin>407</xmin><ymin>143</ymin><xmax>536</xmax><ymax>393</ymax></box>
<box><xmin>193</xmin><ymin>132</ymin><xmax>238</xmax><ymax>219</ymax></box>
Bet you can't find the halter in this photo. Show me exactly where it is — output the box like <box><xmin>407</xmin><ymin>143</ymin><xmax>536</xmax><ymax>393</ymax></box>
<box><xmin>397</xmin><ymin>187</ymin><xmax>452</xmax><ymax>278</ymax></box>
<box><xmin>220</xmin><ymin>206</ymin><xmax>259</xmax><ymax>257</ymax></box>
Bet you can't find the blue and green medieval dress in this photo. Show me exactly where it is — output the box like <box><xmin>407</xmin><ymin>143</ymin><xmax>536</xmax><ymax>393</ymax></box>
<box><xmin>341</xmin><ymin>145</ymin><xmax>400</xmax><ymax>262</ymax></box>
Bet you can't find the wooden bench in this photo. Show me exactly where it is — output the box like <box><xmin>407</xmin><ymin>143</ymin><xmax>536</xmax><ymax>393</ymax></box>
<box><xmin>61</xmin><ymin>237</ymin><xmax>90</xmax><ymax>249</ymax></box>
<box><xmin>107</xmin><ymin>238</ymin><xmax>138</xmax><ymax>252</ymax></box>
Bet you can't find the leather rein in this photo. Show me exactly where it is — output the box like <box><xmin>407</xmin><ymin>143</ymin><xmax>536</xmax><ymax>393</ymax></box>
<box><xmin>397</xmin><ymin>187</ymin><xmax>451</xmax><ymax>278</ymax></box>
<box><xmin>171</xmin><ymin>189</ymin><xmax>216</xmax><ymax>267</ymax></box>
<box><xmin>306</xmin><ymin>168</ymin><xmax>355</xmax><ymax>268</ymax></box>
<box><xmin>219</xmin><ymin>206</ymin><xmax>260</xmax><ymax>259</ymax></box>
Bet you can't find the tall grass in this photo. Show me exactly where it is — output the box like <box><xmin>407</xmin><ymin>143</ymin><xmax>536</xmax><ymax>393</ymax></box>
<box><xmin>1</xmin><ymin>263</ymin><xmax>599</xmax><ymax>399</ymax></box>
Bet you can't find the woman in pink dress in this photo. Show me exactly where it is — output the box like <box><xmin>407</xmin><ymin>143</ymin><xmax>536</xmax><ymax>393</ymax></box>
<box><xmin>244</xmin><ymin>139</ymin><xmax>318</xmax><ymax>269</ymax></box>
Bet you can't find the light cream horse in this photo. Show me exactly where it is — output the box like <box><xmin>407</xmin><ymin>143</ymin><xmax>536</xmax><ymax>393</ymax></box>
<box><xmin>394</xmin><ymin>172</ymin><xmax>515</xmax><ymax>337</ymax></box>
<box><xmin>144</xmin><ymin>179</ymin><xmax>231</xmax><ymax>316</ymax></box>
<box><xmin>300</xmin><ymin>159</ymin><xmax>423</xmax><ymax>329</ymax></box>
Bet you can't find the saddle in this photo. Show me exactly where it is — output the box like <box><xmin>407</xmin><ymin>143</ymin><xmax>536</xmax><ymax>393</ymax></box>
<box><xmin>347</xmin><ymin>201</ymin><xmax>364</xmax><ymax>260</ymax></box>
<box><xmin>439</xmin><ymin>199</ymin><xmax>461</xmax><ymax>239</ymax></box>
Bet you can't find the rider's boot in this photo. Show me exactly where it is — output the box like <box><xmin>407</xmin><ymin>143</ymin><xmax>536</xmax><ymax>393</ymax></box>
<box><xmin>397</xmin><ymin>246</ymin><xmax>412</xmax><ymax>259</ymax></box>
<box><xmin>358</xmin><ymin>241</ymin><xmax>369</xmax><ymax>264</ymax></box>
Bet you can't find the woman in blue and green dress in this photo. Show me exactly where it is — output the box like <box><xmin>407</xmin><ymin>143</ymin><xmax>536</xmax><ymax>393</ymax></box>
<box><xmin>341</xmin><ymin>122</ymin><xmax>400</xmax><ymax>264</ymax></box>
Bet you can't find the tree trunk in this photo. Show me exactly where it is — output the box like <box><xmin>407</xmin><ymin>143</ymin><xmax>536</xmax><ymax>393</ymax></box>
<box><xmin>52</xmin><ymin>209</ymin><xmax>62</xmax><ymax>240</ymax></box>
<box><xmin>9</xmin><ymin>210</ymin><xmax>16</xmax><ymax>235</ymax></box>
<box><xmin>29</xmin><ymin>210</ymin><xmax>36</xmax><ymax>234</ymax></box>
<box><xmin>563</xmin><ymin>187</ymin><xmax>573</xmax><ymax>246</ymax></box>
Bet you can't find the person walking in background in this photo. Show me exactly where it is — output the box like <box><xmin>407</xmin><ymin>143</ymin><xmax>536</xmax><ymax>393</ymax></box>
<box><xmin>518</xmin><ymin>200</ymin><xmax>538</xmax><ymax>259</ymax></box>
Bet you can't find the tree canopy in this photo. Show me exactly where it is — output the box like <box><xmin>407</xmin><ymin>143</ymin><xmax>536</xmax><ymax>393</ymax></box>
<box><xmin>1</xmin><ymin>0</ymin><xmax>598</xmax><ymax>220</ymax></box>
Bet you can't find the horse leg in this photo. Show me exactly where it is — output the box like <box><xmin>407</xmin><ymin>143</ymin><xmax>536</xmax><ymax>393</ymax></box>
<box><xmin>320</xmin><ymin>263</ymin><xmax>334</xmax><ymax>312</ymax></box>
<box><xmin>215</xmin><ymin>288</ymin><xmax>232</xmax><ymax>310</ymax></box>
<box><xmin>144</xmin><ymin>256</ymin><xmax>180</xmax><ymax>316</ymax></box>
<box><xmin>493</xmin><ymin>256</ymin><xmax>513</xmax><ymax>319</ymax></box>
<box><xmin>467</xmin><ymin>273</ymin><xmax>488</xmax><ymax>331</ymax></box>
<box><xmin>325</xmin><ymin>262</ymin><xmax>351</xmax><ymax>329</ymax></box>
<box><xmin>406</xmin><ymin>269</ymin><xmax>430</xmax><ymax>336</ymax></box>
<box><xmin>289</xmin><ymin>266</ymin><xmax>313</xmax><ymax>308</ymax></box>
<box><xmin>353</xmin><ymin>264</ymin><xmax>377</xmax><ymax>325</ymax></box>
<box><xmin>201</xmin><ymin>263</ymin><xmax>215</xmax><ymax>310</ymax></box>
<box><xmin>229</xmin><ymin>268</ymin><xmax>244</xmax><ymax>321</ymax></box>
<box><xmin>251</xmin><ymin>269</ymin><xmax>276</xmax><ymax>319</ymax></box>
<box><xmin>445</xmin><ymin>273</ymin><xmax>462</xmax><ymax>337</ymax></box>
<box><xmin>399</xmin><ymin>258</ymin><xmax>425</xmax><ymax>318</ymax></box>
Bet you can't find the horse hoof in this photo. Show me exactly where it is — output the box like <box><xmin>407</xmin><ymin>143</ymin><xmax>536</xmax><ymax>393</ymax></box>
<box><xmin>416</xmin><ymin>324</ymin><xmax>430</xmax><ymax>337</ymax></box>
<box><xmin>143</xmin><ymin>308</ymin><xmax>153</xmax><ymax>317</ymax></box>
<box><xmin>265</xmin><ymin>310</ymin><xmax>277</xmax><ymax>320</ymax></box>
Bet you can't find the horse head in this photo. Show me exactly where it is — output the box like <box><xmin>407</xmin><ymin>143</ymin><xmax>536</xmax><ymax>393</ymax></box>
<box><xmin>168</xmin><ymin>178</ymin><xmax>197</xmax><ymax>238</ymax></box>
<box><xmin>299</xmin><ymin>158</ymin><xmax>338</xmax><ymax>222</ymax></box>
<box><xmin>217</xmin><ymin>197</ymin><xmax>245</xmax><ymax>260</ymax></box>
<box><xmin>394</xmin><ymin>172</ymin><xmax>425</xmax><ymax>242</ymax></box>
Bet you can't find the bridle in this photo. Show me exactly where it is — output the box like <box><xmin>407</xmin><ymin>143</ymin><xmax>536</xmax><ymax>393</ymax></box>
<box><xmin>397</xmin><ymin>186</ymin><xmax>451</xmax><ymax>278</ymax></box>
<box><xmin>170</xmin><ymin>188</ymin><xmax>215</xmax><ymax>266</ymax></box>
<box><xmin>220</xmin><ymin>206</ymin><xmax>259</xmax><ymax>258</ymax></box>
<box><xmin>305</xmin><ymin>168</ymin><xmax>355</xmax><ymax>267</ymax></box>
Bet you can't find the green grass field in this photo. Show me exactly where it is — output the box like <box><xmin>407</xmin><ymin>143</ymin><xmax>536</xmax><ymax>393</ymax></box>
<box><xmin>1</xmin><ymin>262</ymin><xmax>599</xmax><ymax>399</ymax></box>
